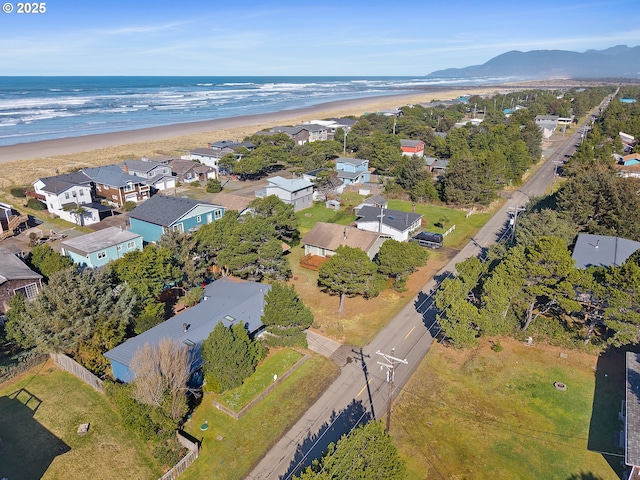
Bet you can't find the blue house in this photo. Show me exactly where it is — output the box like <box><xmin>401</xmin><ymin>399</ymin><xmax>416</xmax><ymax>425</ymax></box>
<box><xmin>335</xmin><ymin>157</ymin><xmax>370</xmax><ymax>185</ymax></box>
<box><xmin>128</xmin><ymin>195</ymin><xmax>224</xmax><ymax>243</ymax></box>
<box><xmin>60</xmin><ymin>226</ymin><xmax>143</xmax><ymax>268</ymax></box>
<box><xmin>104</xmin><ymin>277</ymin><xmax>270</xmax><ymax>383</ymax></box>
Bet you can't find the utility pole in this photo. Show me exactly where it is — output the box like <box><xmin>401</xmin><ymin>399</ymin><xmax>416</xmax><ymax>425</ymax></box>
<box><xmin>376</xmin><ymin>349</ymin><xmax>408</xmax><ymax>432</ymax></box>
<box><xmin>508</xmin><ymin>206</ymin><xmax>525</xmax><ymax>243</ymax></box>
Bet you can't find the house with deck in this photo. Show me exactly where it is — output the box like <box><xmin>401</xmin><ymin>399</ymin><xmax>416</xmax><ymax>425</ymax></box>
<box><xmin>335</xmin><ymin>157</ymin><xmax>370</xmax><ymax>186</ymax></box>
<box><xmin>32</xmin><ymin>172</ymin><xmax>105</xmax><ymax>225</ymax></box>
<box><xmin>83</xmin><ymin>165</ymin><xmax>151</xmax><ymax>207</ymax></box>
<box><xmin>301</xmin><ymin>223</ymin><xmax>388</xmax><ymax>270</ymax></box>
<box><xmin>60</xmin><ymin>227</ymin><xmax>143</xmax><ymax>268</ymax></box>
<box><xmin>355</xmin><ymin>205</ymin><xmax>422</xmax><ymax>242</ymax></box>
<box><xmin>167</xmin><ymin>158</ymin><xmax>217</xmax><ymax>183</ymax></box>
<box><xmin>0</xmin><ymin>203</ymin><xmax>28</xmax><ymax>241</ymax></box>
<box><xmin>128</xmin><ymin>195</ymin><xmax>224</xmax><ymax>243</ymax></box>
<box><xmin>103</xmin><ymin>277</ymin><xmax>270</xmax><ymax>383</ymax></box>
<box><xmin>271</xmin><ymin>124</ymin><xmax>328</xmax><ymax>145</ymax></box>
<box><xmin>0</xmin><ymin>247</ymin><xmax>42</xmax><ymax>315</ymax></box>
<box><xmin>187</xmin><ymin>148</ymin><xmax>221</xmax><ymax>170</ymax></box>
<box><xmin>255</xmin><ymin>176</ymin><xmax>313</xmax><ymax>212</ymax></box>
<box><xmin>120</xmin><ymin>158</ymin><xmax>176</xmax><ymax>191</ymax></box>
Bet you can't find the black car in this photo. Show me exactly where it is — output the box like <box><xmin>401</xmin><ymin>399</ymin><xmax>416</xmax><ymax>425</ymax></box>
<box><xmin>412</xmin><ymin>231</ymin><xmax>443</xmax><ymax>248</ymax></box>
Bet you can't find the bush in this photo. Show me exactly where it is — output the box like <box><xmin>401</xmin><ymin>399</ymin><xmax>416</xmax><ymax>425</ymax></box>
<box><xmin>122</xmin><ymin>201</ymin><xmax>136</xmax><ymax>212</ymax></box>
<box><xmin>190</xmin><ymin>181</ymin><xmax>201</xmax><ymax>188</ymax></box>
<box><xmin>490</xmin><ymin>340</ymin><xmax>503</xmax><ymax>352</ymax></box>
<box><xmin>182</xmin><ymin>286</ymin><xmax>204</xmax><ymax>307</ymax></box>
<box><xmin>206</xmin><ymin>178</ymin><xmax>222</xmax><ymax>193</ymax></box>
<box><xmin>10</xmin><ymin>187</ymin><xmax>25</xmax><ymax>198</ymax></box>
<box><xmin>26</xmin><ymin>198</ymin><xmax>45</xmax><ymax>210</ymax></box>
<box><xmin>203</xmin><ymin>373</ymin><xmax>222</xmax><ymax>393</ymax></box>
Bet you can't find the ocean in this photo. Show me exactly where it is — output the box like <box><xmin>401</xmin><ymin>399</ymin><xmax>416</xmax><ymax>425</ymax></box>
<box><xmin>0</xmin><ymin>76</ymin><xmax>507</xmax><ymax>147</ymax></box>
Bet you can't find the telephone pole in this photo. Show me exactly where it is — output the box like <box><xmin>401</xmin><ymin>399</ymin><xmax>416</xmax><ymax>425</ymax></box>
<box><xmin>508</xmin><ymin>206</ymin><xmax>525</xmax><ymax>243</ymax></box>
<box><xmin>376</xmin><ymin>349</ymin><xmax>408</xmax><ymax>432</ymax></box>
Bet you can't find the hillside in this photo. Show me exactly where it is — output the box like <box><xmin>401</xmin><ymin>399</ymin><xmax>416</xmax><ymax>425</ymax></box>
<box><xmin>428</xmin><ymin>45</ymin><xmax>640</xmax><ymax>79</ymax></box>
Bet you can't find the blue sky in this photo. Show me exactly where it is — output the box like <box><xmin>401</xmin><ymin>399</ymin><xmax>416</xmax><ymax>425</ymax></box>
<box><xmin>1</xmin><ymin>0</ymin><xmax>639</xmax><ymax>76</ymax></box>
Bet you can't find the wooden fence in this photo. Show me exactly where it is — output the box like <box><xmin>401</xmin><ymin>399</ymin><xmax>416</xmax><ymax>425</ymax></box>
<box><xmin>159</xmin><ymin>431</ymin><xmax>200</xmax><ymax>480</ymax></box>
<box><xmin>50</xmin><ymin>353</ymin><xmax>104</xmax><ymax>393</ymax></box>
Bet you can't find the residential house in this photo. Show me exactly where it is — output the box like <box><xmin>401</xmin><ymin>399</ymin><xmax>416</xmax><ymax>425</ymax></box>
<box><xmin>255</xmin><ymin>176</ymin><xmax>313</xmax><ymax>212</ymax></box>
<box><xmin>621</xmin><ymin>97</ymin><xmax>637</xmax><ymax>104</ymax></box>
<box><xmin>271</xmin><ymin>124</ymin><xmax>328</xmax><ymax>145</ymax></box>
<box><xmin>301</xmin><ymin>222</ymin><xmax>388</xmax><ymax>264</ymax></box>
<box><xmin>303</xmin><ymin>168</ymin><xmax>344</xmax><ymax>200</ymax></box>
<box><xmin>303</xmin><ymin>118</ymin><xmax>357</xmax><ymax>139</ymax></box>
<box><xmin>209</xmin><ymin>192</ymin><xmax>253</xmax><ymax>215</ymax></box>
<box><xmin>104</xmin><ymin>277</ymin><xmax>270</xmax><ymax>383</ymax></box>
<box><xmin>535</xmin><ymin>115</ymin><xmax>560</xmax><ymax>139</ymax></box>
<box><xmin>400</xmin><ymin>139</ymin><xmax>425</xmax><ymax>157</ymax></box>
<box><xmin>209</xmin><ymin>140</ymin><xmax>255</xmax><ymax>155</ymax></box>
<box><xmin>430</xmin><ymin>159</ymin><xmax>450</xmax><ymax>175</ymax></box>
<box><xmin>0</xmin><ymin>202</ymin><xmax>28</xmax><ymax>241</ymax></box>
<box><xmin>60</xmin><ymin>227</ymin><xmax>143</xmax><ymax>268</ymax></box>
<box><xmin>622</xmin><ymin>153</ymin><xmax>640</xmax><ymax>166</ymax></box>
<box><xmin>186</xmin><ymin>148</ymin><xmax>221</xmax><ymax>170</ymax></box>
<box><xmin>83</xmin><ymin>165</ymin><xmax>150</xmax><ymax>207</ymax></box>
<box><xmin>362</xmin><ymin>194</ymin><xmax>388</xmax><ymax>209</ymax></box>
<box><xmin>335</xmin><ymin>157</ymin><xmax>370</xmax><ymax>186</ymax></box>
<box><xmin>376</xmin><ymin>109</ymin><xmax>403</xmax><ymax>117</ymax></box>
<box><xmin>355</xmin><ymin>205</ymin><xmax>423</xmax><ymax>242</ymax></box>
<box><xmin>120</xmin><ymin>158</ymin><xmax>176</xmax><ymax>191</ymax></box>
<box><xmin>0</xmin><ymin>246</ymin><xmax>43</xmax><ymax>315</ymax></box>
<box><xmin>620</xmin><ymin>132</ymin><xmax>637</xmax><ymax>152</ymax></box>
<box><xmin>572</xmin><ymin>234</ymin><xmax>640</xmax><ymax>269</ymax></box>
<box><xmin>167</xmin><ymin>158</ymin><xmax>217</xmax><ymax>183</ymax></box>
<box><xmin>32</xmin><ymin>172</ymin><xmax>104</xmax><ymax>225</ymax></box>
<box><xmin>128</xmin><ymin>195</ymin><xmax>224</xmax><ymax>243</ymax></box>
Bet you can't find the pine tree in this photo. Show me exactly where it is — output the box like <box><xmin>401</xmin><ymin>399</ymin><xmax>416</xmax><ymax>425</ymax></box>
<box><xmin>262</xmin><ymin>283</ymin><xmax>313</xmax><ymax>346</ymax></box>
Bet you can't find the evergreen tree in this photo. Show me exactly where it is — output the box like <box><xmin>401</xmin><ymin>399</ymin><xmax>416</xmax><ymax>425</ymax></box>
<box><xmin>201</xmin><ymin>322</ymin><xmax>265</xmax><ymax>392</ymax></box>
<box><xmin>27</xmin><ymin>244</ymin><xmax>73</xmax><ymax>280</ymax></box>
<box><xmin>318</xmin><ymin>246</ymin><xmax>381</xmax><ymax>313</ymax></box>
<box><xmin>376</xmin><ymin>240</ymin><xmax>429</xmax><ymax>289</ymax></box>
<box><xmin>294</xmin><ymin>421</ymin><xmax>407</xmax><ymax>480</ymax></box>
<box><xmin>262</xmin><ymin>283</ymin><xmax>313</xmax><ymax>346</ymax></box>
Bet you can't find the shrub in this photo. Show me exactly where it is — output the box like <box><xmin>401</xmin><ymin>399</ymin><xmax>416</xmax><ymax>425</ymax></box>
<box><xmin>10</xmin><ymin>187</ymin><xmax>26</xmax><ymax>198</ymax></box>
<box><xmin>206</xmin><ymin>178</ymin><xmax>222</xmax><ymax>193</ymax></box>
<box><xmin>26</xmin><ymin>198</ymin><xmax>45</xmax><ymax>210</ymax></box>
<box><xmin>122</xmin><ymin>201</ymin><xmax>136</xmax><ymax>212</ymax></box>
<box><xmin>182</xmin><ymin>286</ymin><xmax>204</xmax><ymax>307</ymax></box>
<box><xmin>490</xmin><ymin>340</ymin><xmax>503</xmax><ymax>352</ymax></box>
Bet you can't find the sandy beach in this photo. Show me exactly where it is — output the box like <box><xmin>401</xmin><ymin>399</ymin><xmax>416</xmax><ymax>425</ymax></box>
<box><xmin>0</xmin><ymin>87</ymin><xmax>503</xmax><ymax>189</ymax></box>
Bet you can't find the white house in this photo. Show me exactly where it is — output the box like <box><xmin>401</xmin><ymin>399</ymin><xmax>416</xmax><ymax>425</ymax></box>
<box><xmin>355</xmin><ymin>205</ymin><xmax>422</xmax><ymax>242</ymax></box>
<box><xmin>32</xmin><ymin>172</ymin><xmax>103</xmax><ymax>225</ymax></box>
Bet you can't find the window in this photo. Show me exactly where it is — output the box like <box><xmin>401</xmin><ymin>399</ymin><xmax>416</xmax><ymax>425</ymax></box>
<box><xmin>14</xmin><ymin>282</ymin><xmax>39</xmax><ymax>300</ymax></box>
<box><xmin>124</xmin><ymin>183</ymin><xmax>135</xmax><ymax>192</ymax></box>
<box><xmin>196</xmin><ymin>215</ymin><xmax>202</xmax><ymax>223</ymax></box>
<box><xmin>116</xmin><ymin>245</ymin><xmax>122</xmax><ymax>251</ymax></box>
<box><xmin>79</xmin><ymin>189</ymin><xmax>84</xmax><ymax>196</ymax></box>
<box><xmin>97</xmin><ymin>251</ymin><xmax>107</xmax><ymax>260</ymax></box>
<box><xmin>64</xmin><ymin>192</ymin><xmax>70</xmax><ymax>199</ymax></box>
<box><xmin>214</xmin><ymin>209</ymin><xmax>222</xmax><ymax>219</ymax></box>
<box><xmin>127</xmin><ymin>241</ymin><xmax>135</xmax><ymax>249</ymax></box>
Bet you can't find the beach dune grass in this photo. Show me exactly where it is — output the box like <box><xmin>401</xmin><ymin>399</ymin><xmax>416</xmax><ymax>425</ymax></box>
<box><xmin>393</xmin><ymin>339</ymin><xmax>622</xmax><ymax>480</ymax></box>
<box><xmin>0</xmin><ymin>360</ymin><xmax>160</xmax><ymax>480</ymax></box>
<box><xmin>216</xmin><ymin>348</ymin><xmax>303</xmax><ymax>411</ymax></box>
<box><xmin>182</xmin><ymin>354</ymin><xmax>339</xmax><ymax>480</ymax></box>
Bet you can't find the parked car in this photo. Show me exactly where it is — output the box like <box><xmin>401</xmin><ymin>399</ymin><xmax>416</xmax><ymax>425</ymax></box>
<box><xmin>412</xmin><ymin>231</ymin><xmax>443</xmax><ymax>249</ymax></box>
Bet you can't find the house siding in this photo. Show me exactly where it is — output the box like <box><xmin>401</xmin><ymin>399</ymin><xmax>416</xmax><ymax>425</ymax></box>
<box><xmin>130</xmin><ymin>218</ymin><xmax>165</xmax><ymax>243</ymax></box>
<box><xmin>63</xmin><ymin>237</ymin><xmax>144</xmax><ymax>268</ymax></box>
<box><xmin>0</xmin><ymin>278</ymin><xmax>42</xmax><ymax>315</ymax></box>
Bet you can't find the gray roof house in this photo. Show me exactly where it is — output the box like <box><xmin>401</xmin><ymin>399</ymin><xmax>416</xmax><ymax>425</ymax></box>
<box><xmin>60</xmin><ymin>227</ymin><xmax>143</xmax><ymax>268</ymax></box>
<box><xmin>302</xmin><ymin>223</ymin><xmax>388</xmax><ymax>261</ymax></box>
<box><xmin>571</xmin><ymin>234</ymin><xmax>640</xmax><ymax>269</ymax></box>
<box><xmin>255</xmin><ymin>176</ymin><xmax>314</xmax><ymax>212</ymax></box>
<box><xmin>120</xmin><ymin>158</ymin><xmax>176</xmax><ymax>191</ymax></box>
<box><xmin>0</xmin><ymin>247</ymin><xmax>43</xmax><ymax>315</ymax></box>
<box><xmin>104</xmin><ymin>277</ymin><xmax>270</xmax><ymax>383</ymax></box>
<box><xmin>355</xmin><ymin>205</ymin><xmax>423</xmax><ymax>242</ymax></box>
<box><xmin>128</xmin><ymin>195</ymin><xmax>225</xmax><ymax>243</ymax></box>
<box><xmin>82</xmin><ymin>165</ymin><xmax>151</xmax><ymax>206</ymax></box>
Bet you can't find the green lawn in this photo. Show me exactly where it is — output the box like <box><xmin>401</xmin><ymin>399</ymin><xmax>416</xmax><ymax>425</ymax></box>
<box><xmin>393</xmin><ymin>339</ymin><xmax>622</xmax><ymax>480</ymax></box>
<box><xmin>0</xmin><ymin>361</ymin><xmax>160</xmax><ymax>480</ymax></box>
<box><xmin>387</xmin><ymin>199</ymin><xmax>495</xmax><ymax>249</ymax></box>
<box><xmin>216</xmin><ymin>348</ymin><xmax>303</xmax><ymax>411</ymax></box>
<box><xmin>182</xmin><ymin>354</ymin><xmax>339</xmax><ymax>480</ymax></box>
<box><xmin>296</xmin><ymin>202</ymin><xmax>356</xmax><ymax>236</ymax></box>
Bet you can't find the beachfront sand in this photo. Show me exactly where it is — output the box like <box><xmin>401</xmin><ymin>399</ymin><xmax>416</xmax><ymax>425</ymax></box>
<box><xmin>0</xmin><ymin>86</ymin><xmax>506</xmax><ymax>189</ymax></box>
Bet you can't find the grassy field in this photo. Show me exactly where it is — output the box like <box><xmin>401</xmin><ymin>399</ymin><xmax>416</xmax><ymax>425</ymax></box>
<box><xmin>0</xmin><ymin>360</ymin><xmax>160</xmax><ymax>480</ymax></box>
<box><xmin>392</xmin><ymin>338</ymin><xmax>623</xmax><ymax>480</ymax></box>
<box><xmin>296</xmin><ymin>202</ymin><xmax>356</xmax><ymax>236</ymax></box>
<box><xmin>182</xmin><ymin>354</ymin><xmax>339</xmax><ymax>480</ymax></box>
<box><xmin>216</xmin><ymin>348</ymin><xmax>303</xmax><ymax>411</ymax></box>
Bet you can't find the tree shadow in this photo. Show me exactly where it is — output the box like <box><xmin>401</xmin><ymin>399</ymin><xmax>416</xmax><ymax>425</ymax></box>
<box><xmin>414</xmin><ymin>289</ymin><xmax>443</xmax><ymax>340</ymax></box>
<box><xmin>565</xmin><ymin>472</ymin><xmax>606</xmax><ymax>480</ymax></box>
<box><xmin>0</xmin><ymin>389</ymin><xmax>70</xmax><ymax>479</ymax></box>
<box><xmin>280</xmin><ymin>399</ymin><xmax>372</xmax><ymax>480</ymax></box>
<box><xmin>587</xmin><ymin>344</ymin><xmax>631</xmax><ymax>479</ymax></box>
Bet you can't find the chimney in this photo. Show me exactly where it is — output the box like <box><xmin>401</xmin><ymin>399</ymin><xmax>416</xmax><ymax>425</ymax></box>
<box><xmin>183</xmin><ymin>323</ymin><xmax>188</xmax><ymax>332</ymax></box>
<box><xmin>595</xmin><ymin>240</ymin><xmax>599</xmax><ymax>249</ymax></box>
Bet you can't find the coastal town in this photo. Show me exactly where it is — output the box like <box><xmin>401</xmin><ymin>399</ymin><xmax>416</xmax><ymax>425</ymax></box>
<box><xmin>2</xmin><ymin>80</ymin><xmax>640</xmax><ymax>480</ymax></box>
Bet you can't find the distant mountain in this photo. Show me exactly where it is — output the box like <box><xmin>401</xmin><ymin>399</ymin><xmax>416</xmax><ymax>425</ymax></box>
<box><xmin>427</xmin><ymin>45</ymin><xmax>640</xmax><ymax>80</ymax></box>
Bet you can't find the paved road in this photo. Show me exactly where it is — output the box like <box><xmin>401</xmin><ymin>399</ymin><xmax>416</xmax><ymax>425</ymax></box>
<box><xmin>245</xmin><ymin>107</ymin><xmax>601</xmax><ymax>480</ymax></box>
